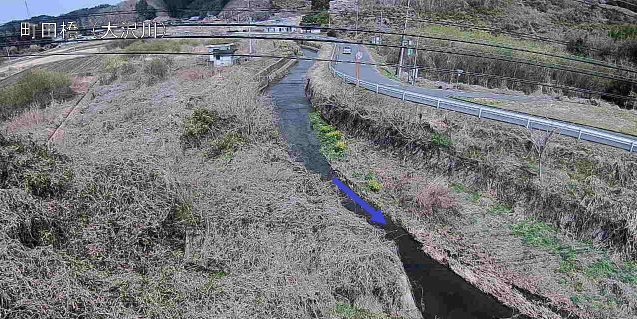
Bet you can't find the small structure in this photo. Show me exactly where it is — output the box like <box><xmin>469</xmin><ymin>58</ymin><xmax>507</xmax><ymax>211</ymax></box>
<box><xmin>370</xmin><ymin>36</ymin><xmax>381</xmax><ymax>44</ymax></box>
<box><xmin>300</xmin><ymin>23</ymin><xmax>321</xmax><ymax>34</ymax></box>
<box><xmin>263</xmin><ymin>25</ymin><xmax>297</xmax><ymax>33</ymax></box>
<box><xmin>206</xmin><ymin>43</ymin><xmax>238</xmax><ymax>67</ymax></box>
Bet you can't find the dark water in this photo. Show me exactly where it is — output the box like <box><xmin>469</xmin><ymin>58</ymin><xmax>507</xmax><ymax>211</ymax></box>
<box><xmin>267</xmin><ymin>48</ymin><xmax>517</xmax><ymax>319</ymax></box>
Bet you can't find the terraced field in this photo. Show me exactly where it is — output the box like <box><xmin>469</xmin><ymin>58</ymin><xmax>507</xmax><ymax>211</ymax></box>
<box><xmin>0</xmin><ymin>55</ymin><xmax>102</xmax><ymax>88</ymax></box>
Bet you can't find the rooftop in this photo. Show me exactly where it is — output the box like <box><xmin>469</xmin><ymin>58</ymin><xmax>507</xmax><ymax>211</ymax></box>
<box><xmin>206</xmin><ymin>43</ymin><xmax>234</xmax><ymax>48</ymax></box>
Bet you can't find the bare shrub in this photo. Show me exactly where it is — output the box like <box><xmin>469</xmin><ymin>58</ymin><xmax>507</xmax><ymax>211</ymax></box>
<box><xmin>414</xmin><ymin>182</ymin><xmax>455</xmax><ymax>217</ymax></box>
<box><xmin>378</xmin><ymin>169</ymin><xmax>455</xmax><ymax>218</ymax></box>
<box><xmin>104</xmin><ymin>39</ymin><xmax>135</xmax><ymax>50</ymax></box>
<box><xmin>142</xmin><ymin>56</ymin><xmax>173</xmax><ymax>83</ymax></box>
<box><xmin>210</xmin><ymin>68</ymin><xmax>273</xmax><ymax>140</ymax></box>
<box><xmin>524</xmin><ymin>127</ymin><xmax>556</xmax><ymax>183</ymax></box>
<box><xmin>3</xmin><ymin>103</ymin><xmax>55</xmax><ymax>134</ymax></box>
<box><xmin>176</xmin><ymin>67</ymin><xmax>215</xmax><ymax>81</ymax></box>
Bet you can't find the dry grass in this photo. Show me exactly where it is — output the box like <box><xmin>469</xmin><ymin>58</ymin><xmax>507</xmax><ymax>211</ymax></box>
<box><xmin>308</xmin><ymin>42</ymin><xmax>637</xmax><ymax>318</ymax></box>
<box><xmin>0</xmin><ymin>69</ymin><xmax>74</xmax><ymax>121</ymax></box>
<box><xmin>3</xmin><ymin>104</ymin><xmax>56</xmax><ymax>134</ymax></box>
<box><xmin>454</xmin><ymin>96</ymin><xmax>637</xmax><ymax>136</ymax></box>
<box><xmin>0</xmin><ymin>55</ymin><xmax>416</xmax><ymax>318</ymax></box>
<box><xmin>353</xmin><ymin>2</ymin><xmax>637</xmax><ymax>105</ymax></box>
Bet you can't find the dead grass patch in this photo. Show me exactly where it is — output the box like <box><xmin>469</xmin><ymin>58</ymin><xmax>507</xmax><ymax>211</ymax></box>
<box><xmin>455</xmin><ymin>96</ymin><xmax>637</xmax><ymax>136</ymax></box>
<box><xmin>308</xmin><ymin>42</ymin><xmax>637</xmax><ymax>319</ymax></box>
<box><xmin>0</xmin><ymin>58</ymin><xmax>416</xmax><ymax>318</ymax></box>
<box><xmin>3</xmin><ymin>104</ymin><xmax>56</xmax><ymax>134</ymax></box>
<box><xmin>176</xmin><ymin>66</ymin><xmax>215</xmax><ymax>81</ymax></box>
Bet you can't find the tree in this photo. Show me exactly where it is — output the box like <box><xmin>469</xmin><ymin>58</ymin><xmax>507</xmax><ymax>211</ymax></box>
<box><xmin>311</xmin><ymin>0</ymin><xmax>330</xmax><ymax>10</ymax></box>
<box><xmin>136</xmin><ymin>0</ymin><xmax>157</xmax><ymax>20</ymax></box>
<box><xmin>525</xmin><ymin>127</ymin><xmax>556</xmax><ymax>183</ymax></box>
<box><xmin>301</xmin><ymin>11</ymin><xmax>329</xmax><ymax>25</ymax></box>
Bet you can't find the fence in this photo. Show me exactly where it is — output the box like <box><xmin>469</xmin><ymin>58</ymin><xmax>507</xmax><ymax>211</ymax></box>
<box><xmin>327</xmin><ymin>46</ymin><xmax>637</xmax><ymax>153</ymax></box>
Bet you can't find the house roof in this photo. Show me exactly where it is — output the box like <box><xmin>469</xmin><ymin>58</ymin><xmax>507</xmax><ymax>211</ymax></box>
<box><xmin>263</xmin><ymin>24</ymin><xmax>297</xmax><ymax>28</ymax></box>
<box><xmin>206</xmin><ymin>43</ymin><xmax>234</xmax><ymax>48</ymax></box>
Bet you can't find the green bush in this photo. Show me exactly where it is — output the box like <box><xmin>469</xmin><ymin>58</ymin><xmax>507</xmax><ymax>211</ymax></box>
<box><xmin>0</xmin><ymin>133</ymin><xmax>74</xmax><ymax>198</ymax></box>
<box><xmin>607</xmin><ymin>25</ymin><xmax>637</xmax><ymax>41</ymax></box>
<box><xmin>0</xmin><ymin>69</ymin><xmax>73</xmax><ymax>120</ymax></box>
<box><xmin>206</xmin><ymin>131</ymin><xmax>246</xmax><ymax>158</ymax></box>
<box><xmin>366</xmin><ymin>180</ymin><xmax>382</xmax><ymax>192</ymax></box>
<box><xmin>309</xmin><ymin>112</ymin><xmax>347</xmax><ymax>160</ymax></box>
<box><xmin>143</xmin><ymin>56</ymin><xmax>173</xmax><ymax>82</ymax></box>
<box><xmin>430</xmin><ymin>131</ymin><xmax>453</xmax><ymax>147</ymax></box>
<box><xmin>301</xmin><ymin>11</ymin><xmax>329</xmax><ymax>25</ymax></box>
<box><xmin>182</xmin><ymin>108</ymin><xmax>218</xmax><ymax>148</ymax></box>
<box><xmin>566</xmin><ymin>37</ymin><xmax>590</xmax><ymax>57</ymax></box>
<box><xmin>124</xmin><ymin>39</ymin><xmax>181</xmax><ymax>53</ymax></box>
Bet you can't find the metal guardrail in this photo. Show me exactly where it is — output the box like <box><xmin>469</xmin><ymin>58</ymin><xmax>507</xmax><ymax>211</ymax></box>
<box><xmin>327</xmin><ymin>46</ymin><xmax>637</xmax><ymax>153</ymax></box>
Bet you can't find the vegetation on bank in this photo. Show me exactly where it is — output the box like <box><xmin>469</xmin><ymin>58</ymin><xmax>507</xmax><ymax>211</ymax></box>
<box><xmin>0</xmin><ymin>69</ymin><xmax>73</xmax><ymax>121</ymax></box>
<box><xmin>372</xmin><ymin>23</ymin><xmax>637</xmax><ymax>107</ymax></box>
<box><xmin>310</xmin><ymin>112</ymin><xmax>348</xmax><ymax>160</ymax></box>
<box><xmin>0</xmin><ymin>51</ymin><xmax>416</xmax><ymax>318</ymax></box>
<box><xmin>354</xmin><ymin>1</ymin><xmax>637</xmax><ymax>107</ymax></box>
<box><xmin>308</xmin><ymin>42</ymin><xmax>637</xmax><ymax>318</ymax></box>
<box><xmin>302</xmin><ymin>11</ymin><xmax>329</xmax><ymax>25</ymax></box>
<box><xmin>511</xmin><ymin>218</ymin><xmax>637</xmax><ymax>313</ymax></box>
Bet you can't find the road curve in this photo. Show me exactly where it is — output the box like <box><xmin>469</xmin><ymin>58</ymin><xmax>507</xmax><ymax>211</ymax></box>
<box><xmin>313</xmin><ymin>39</ymin><xmax>637</xmax><ymax>152</ymax></box>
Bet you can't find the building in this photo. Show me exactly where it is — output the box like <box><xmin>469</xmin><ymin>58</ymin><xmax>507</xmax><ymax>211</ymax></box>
<box><xmin>263</xmin><ymin>25</ymin><xmax>297</xmax><ymax>33</ymax></box>
<box><xmin>206</xmin><ymin>43</ymin><xmax>238</xmax><ymax>66</ymax></box>
<box><xmin>301</xmin><ymin>27</ymin><xmax>321</xmax><ymax>34</ymax></box>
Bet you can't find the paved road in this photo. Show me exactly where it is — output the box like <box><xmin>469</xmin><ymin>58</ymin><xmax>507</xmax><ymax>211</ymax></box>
<box><xmin>333</xmin><ymin>43</ymin><xmax>551</xmax><ymax>102</ymax></box>
<box><xmin>321</xmin><ymin>41</ymin><xmax>637</xmax><ymax>147</ymax></box>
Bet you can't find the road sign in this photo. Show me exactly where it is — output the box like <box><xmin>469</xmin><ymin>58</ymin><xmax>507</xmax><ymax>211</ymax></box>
<box><xmin>356</xmin><ymin>51</ymin><xmax>362</xmax><ymax>60</ymax></box>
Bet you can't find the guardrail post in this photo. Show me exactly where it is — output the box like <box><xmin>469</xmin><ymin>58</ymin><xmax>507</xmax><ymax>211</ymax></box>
<box><xmin>402</xmin><ymin>91</ymin><xmax>406</xmax><ymax>101</ymax></box>
<box><xmin>436</xmin><ymin>99</ymin><xmax>440</xmax><ymax>109</ymax></box>
<box><xmin>631</xmin><ymin>142</ymin><xmax>636</xmax><ymax>153</ymax></box>
<box><xmin>376</xmin><ymin>84</ymin><xmax>379</xmax><ymax>94</ymax></box>
<box><xmin>578</xmin><ymin>129</ymin><xmax>583</xmax><ymax>140</ymax></box>
<box><xmin>478</xmin><ymin>108</ymin><xmax>483</xmax><ymax>119</ymax></box>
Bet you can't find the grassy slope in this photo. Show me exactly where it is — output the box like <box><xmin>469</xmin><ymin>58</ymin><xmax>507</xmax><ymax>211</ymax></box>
<box><xmin>308</xmin><ymin>43</ymin><xmax>637</xmax><ymax>318</ymax></box>
<box><xmin>452</xmin><ymin>96</ymin><xmax>637</xmax><ymax>136</ymax></box>
<box><xmin>346</xmin><ymin>0</ymin><xmax>637</xmax><ymax>114</ymax></box>
<box><xmin>0</xmin><ymin>41</ymin><xmax>415</xmax><ymax>318</ymax></box>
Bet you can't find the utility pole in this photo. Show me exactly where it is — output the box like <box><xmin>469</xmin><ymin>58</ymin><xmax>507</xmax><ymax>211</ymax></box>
<box><xmin>356</xmin><ymin>0</ymin><xmax>359</xmax><ymax>38</ymax></box>
<box><xmin>248</xmin><ymin>16</ymin><xmax>252</xmax><ymax>55</ymax></box>
<box><xmin>411</xmin><ymin>36</ymin><xmax>419</xmax><ymax>84</ymax></box>
<box><xmin>4</xmin><ymin>30</ymin><xmax>10</xmax><ymax>61</ymax></box>
<box><xmin>396</xmin><ymin>0</ymin><xmax>410</xmax><ymax>77</ymax></box>
<box><xmin>24</xmin><ymin>0</ymin><xmax>31</xmax><ymax>19</ymax></box>
<box><xmin>380</xmin><ymin>10</ymin><xmax>382</xmax><ymax>44</ymax></box>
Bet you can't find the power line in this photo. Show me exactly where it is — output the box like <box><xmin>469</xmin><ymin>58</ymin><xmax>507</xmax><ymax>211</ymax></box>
<box><xmin>24</xmin><ymin>0</ymin><xmax>31</xmax><ymax>19</ymax></box>
<box><xmin>5</xmin><ymin>32</ymin><xmax>636</xmax><ymax>86</ymax></box>
<box><xmin>5</xmin><ymin>46</ymin><xmax>637</xmax><ymax>103</ymax></box>
<box><xmin>2</xmin><ymin>21</ymin><xmax>636</xmax><ymax>80</ymax></box>
<box><xmin>1</xmin><ymin>7</ymin><xmax>634</xmax><ymax>75</ymax></box>
<box><xmin>0</xmin><ymin>4</ymin><xmax>616</xmax><ymax>52</ymax></box>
